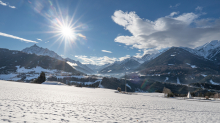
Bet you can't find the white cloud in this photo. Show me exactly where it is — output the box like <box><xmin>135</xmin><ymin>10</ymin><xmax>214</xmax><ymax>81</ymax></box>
<box><xmin>101</xmin><ymin>50</ymin><xmax>112</xmax><ymax>53</ymax></box>
<box><xmin>75</xmin><ymin>54</ymin><xmax>133</xmax><ymax>65</ymax></box>
<box><xmin>37</xmin><ymin>38</ymin><xmax>42</xmax><ymax>41</ymax></box>
<box><xmin>45</xmin><ymin>41</ymin><xmax>49</xmax><ymax>43</ymax></box>
<box><xmin>0</xmin><ymin>32</ymin><xmax>38</xmax><ymax>43</ymax></box>
<box><xmin>170</xmin><ymin>3</ymin><xmax>180</xmax><ymax>8</ymax></box>
<box><xmin>168</xmin><ymin>12</ymin><xmax>179</xmax><ymax>17</ymax></box>
<box><xmin>9</xmin><ymin>5</ymin><xmax>15</xmax><ymax>9</ymax></box>
<box><xmin>112</xmin><ymin>10</ymin><xmax>220</xmax><ymax>51</ymax></box>
<box><xmin>195</xmin><ymin>6</ymin><xmax>203</xmax><ymax>11</ymax></box>
<box><xmin>0</xmin><ymin>0</ymin><xmax>6</xmax><ymax>6</ymax></box>
<box><xmin>75</xmin><ymin>55</ymin><xmax>117</xmax><ymax>65</ymax></box>
<box><xmin>134</xmin><ymin>53</ymin><xmax>142</xmax><ymax>58</ymax></box>
<box><xmin>118</xmin><ymin>55</ymin><xmax>130</xmax><ymax>61</ymax></box>
<box><xmin>0</xmin><ymin>0</ymin><xmax>16</xmax><ymax>8</ymax></box>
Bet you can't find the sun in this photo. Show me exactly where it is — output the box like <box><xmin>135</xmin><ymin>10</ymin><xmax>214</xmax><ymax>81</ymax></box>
<box><xmin>60</xmin><ymin>25</ymin><xmax>75</xmax><ymax>39</ymax></box>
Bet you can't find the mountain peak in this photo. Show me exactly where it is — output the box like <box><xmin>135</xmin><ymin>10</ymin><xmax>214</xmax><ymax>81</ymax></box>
<box><xmin>32</xmin><ymin>44</ymin><xmax>39</xmax><ymax>47</ymax></box>
<box><xmin>22</xmin><ymin>45</ymin><xmax>63</xmax><ymax>61</ymax></box>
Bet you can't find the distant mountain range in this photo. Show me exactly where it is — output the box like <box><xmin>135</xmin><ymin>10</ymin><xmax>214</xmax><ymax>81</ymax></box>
<box><xmin>99</xmin><ymin>40</ymin><xmax>220</xmax><ymax>74</ymax></box>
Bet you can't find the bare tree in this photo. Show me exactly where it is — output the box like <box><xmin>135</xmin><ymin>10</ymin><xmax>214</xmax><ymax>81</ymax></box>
<box><xmin>163</xmin><ymin>87</ymin><xmax>172</xmax><ymax>97</ymax></box>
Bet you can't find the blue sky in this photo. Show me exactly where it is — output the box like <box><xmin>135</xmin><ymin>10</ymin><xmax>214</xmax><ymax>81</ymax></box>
<box><xmin>0</xmin><ymin>0</ymin><xmax>220</xmax><ymax>65</ymax></box>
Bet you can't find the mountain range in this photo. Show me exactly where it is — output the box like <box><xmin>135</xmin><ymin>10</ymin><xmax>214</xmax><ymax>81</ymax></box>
<box><xmin>1</xmin><ymin>40</ymin><xmax>220</xmax><ymax>85</ymax></box>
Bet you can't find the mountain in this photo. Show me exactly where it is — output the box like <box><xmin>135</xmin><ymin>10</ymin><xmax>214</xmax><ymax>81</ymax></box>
<box><xmin>195</xmin><ymin>40</ymin><xmax>220</xmax><ymax>59</ymax></box>
<box><xmin>99</xmin><ymin>58</ymin><xmax>141</xmax><ymax>73</ymax></box>
<box><xmin>132</xmin><ymin>47</ymin><xmax>219</xmax><ymax>84</ymax></box>
<box><xmin>22</xmin><ymin>44</ymin><xmax>64</xmax><ymax>60</ymax></box>
<box><xmin>65</xmin><ymin>58</ymin><xmax>95</xmax><ymax>74</ymax></box>
<box><xmin>22</xmin><ymin>44</ymin><xmax>94</xmax><ymax>74</ymax></box>
<box><xmin>86</xmin><ymin>63</ymin><xmax>111</xmax><ymax>73</ymax></box>
<box><xmin>0</xmin><ymin>48</ymin><xmax>82</xmax><ymax>81</ymax></box>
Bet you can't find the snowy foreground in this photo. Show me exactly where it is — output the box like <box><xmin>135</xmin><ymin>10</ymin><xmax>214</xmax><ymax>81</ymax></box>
<box><xmin>1</xmin><ymin>81</ymin><xmax>220</xmax><ymax>123</ymax></box>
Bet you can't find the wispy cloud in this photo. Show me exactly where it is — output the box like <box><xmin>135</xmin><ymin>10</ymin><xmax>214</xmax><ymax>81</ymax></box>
<box><xmin>112</xmin><ymin>9</ymin><xmax>220</xmax><ymax>52</ymax></box>
<box><xmin>170</xmin><ymin>3</ymin><xmax>180</xmax><ymax>9</ymax></box>
<box><xmin>77</xmin><ymin>33</ymin><xmax>87</xmax><ymax>40</ymax></box>
<box><xmin>0</xmin><ymin>0</ymin><xmax>16</xmax><ymax>9</ymax></box>
<box><xmin>102</xmin><ymin>50</ymin><xmax>112</xmax><ymax>53</ymax></box>
<box><xmin>0</xmin><ymin>32</ymin><xmax>38</xmax><ymax>43</ymax></box>
<box><xmin>195</xmin><ymin>6</ymin><xmax>203</xmax><ymax>11</ymax></box>
<box><xmin>45</xmin><ymin>41</ymin><xmax>49</xmax><ymax>43</ymax></box>
<box><xmin>37</xmin><ymin>38</ymin><xmax>42</xmax><ymax>41</ymax></box>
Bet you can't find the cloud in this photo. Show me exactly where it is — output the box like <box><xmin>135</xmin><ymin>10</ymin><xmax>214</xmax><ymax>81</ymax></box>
<box><xmin>0</xmin><ymin>0</ymin><xmax>16</xmax><ymax>8</ymax></box>
<box><xmin>75</xmin><ymin>54</ymin><xmax>132</xmax><ymax>65</ymax></box>
<box><xmin>45</xmin><ymin>41</ymin><xmax>49</xmax><ymax>43</ymax></box>
<box><xmin>9</xmin><ymin>5</ymin><xmax>15</xmax><ymax>9</ymax></box>
<box><xmin>112</xmin><ymin>10</ymin><xmax>220</xmax><ymax>51</ymax></box>
<box><xmin>77</xmin><ymin>33</ymin><xmax>87</xmax><ymax>40</ymax></box>
<box><xmin>37</xmin><ymin>38</ymin><xmax>42</xmax><ymax>41</ymax></box>
<box><xmin>170</xmin><ymin>3</ymin><xmax>180</xmax><ymax>8</ymax></box>
<box><xmin>101</xmin><ymin>50</ymin><xmax>112</xmax><ymax>53</ymax></box>
<box><xmin>0</xmin><ymin>32</ymin><xmax>38</xmax><ymax>43</ymax></box>
<box><xmin>75</xmin><ymin>55</ymin><xmax>117</xmax><ymax>65</ymax></box>
<box><xmin>195</xmin><ymin>6</ymin><xmax>203</xmax><ymax>11</ymax></box>
<box><xmin>118</xmin><ymin>55</ymin><xmax>130</xmax><ymax>61</ymax></box>
<box><xmin>0</xmin><ymin>0</ymin><xmax>6</xmax><ymax>6</ymax></box>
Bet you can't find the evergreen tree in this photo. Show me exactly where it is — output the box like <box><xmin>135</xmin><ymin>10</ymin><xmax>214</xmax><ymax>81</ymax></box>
<box><xmin>33</xmin><ymin>72</ymin><xmax>46</xmax><ymax>84</ymax></box>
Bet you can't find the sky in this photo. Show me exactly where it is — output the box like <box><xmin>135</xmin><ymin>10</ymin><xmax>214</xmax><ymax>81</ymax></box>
<box><xmin>0</xmin><ymin>0</ymin><xmax>220</xmax><ymax>65</ymax></box>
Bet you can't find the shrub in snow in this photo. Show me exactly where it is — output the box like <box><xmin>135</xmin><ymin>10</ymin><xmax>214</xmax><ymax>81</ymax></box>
<box><xmin>117</xmin><ymin>87</ymin><xmax>121</xmax><ymax>92</ymax></box>
<box><xmin>32</xmin><ymin>72</ymin><xmax>46</xmax><ymax>84</ymax></box>
<box><xmin>205</xmin><ymin>96</ymin><xmax>209</xmax><ymax>100</ymax></box>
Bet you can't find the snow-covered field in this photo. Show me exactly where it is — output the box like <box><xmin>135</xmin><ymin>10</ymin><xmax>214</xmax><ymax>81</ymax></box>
<box><xmin>1</xmin><ymin>80</ymin><xmax>220</xmax><ymax>123</ymax></box>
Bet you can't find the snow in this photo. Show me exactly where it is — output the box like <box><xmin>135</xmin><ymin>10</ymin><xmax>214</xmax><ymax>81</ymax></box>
<box><xmin>42</xmin><ymin>81</ymin><xmax>66</xmax><ymax>85</ymax></box>
<box><xmin>168</xmin><ymin>64</ymin><xmax>174</xmax><ymax>65</ymax></box>
<box><xmin>201</xmin><ymin>74</ymin><xmax>207</xmax><ymax>77</ymax></box>
<box><xmin>170</xmin><ymin>55</ymin><xmax>175</xmax><ymax>56</ymax></box>
<box><xmin>1</xmin><ymin>80</ymin><xmax>220</xmax><ymax>123</ymax></box>
<box><xmin>16</xmin><ymin>66</ymin><xmax>58</xmax><ymax>74</ymax></box>
<box><xmin>22</xmin><ymin>44</ymin><xmax>64</xmax><ymax>61</ymax></box>
<box><xmin>0</xmin><ymin>66</ymin><xmax>6</xmax><ymax>69</ymax></box>
<box><xmin>177</xmin><ymin>77</ymin><xmax>181</xmax><ymax>84</ymax></box>
<box><xmin>0</xmin><ymin>73</ymin><xmax>18</xmax><ymax>80</ymax></box>
<box><xmin>191</xmin><ymin>65</ymin><xmax>197</xmax><ymax>68</ymax></box>
<box><xmin>70</xmin><ymin>79</ymin><xmax>102</xmax><ymax>85</ymax></box>
<box><xmin>164</xmin><ymin>77</ymin><xmax>169</xmax><ymax>82</ymax></box>
<box><xmin>126</xmin><ymin>83</ymin><xmax>131</xmax><ymax>89</ymax></box>
<box><xmin>186</xmin><ymin>63</ymin><xmax>197</xmax><ymax>68</ymax></box>
<box><xmin>210</xmin><ymin>79</ymin><xmax>220</xmax><ymax>85</ymax></box>
<box><xmin>67</xmin><ymin>61</ymin><xmax>78</xmax><ymax>66</ymax></box>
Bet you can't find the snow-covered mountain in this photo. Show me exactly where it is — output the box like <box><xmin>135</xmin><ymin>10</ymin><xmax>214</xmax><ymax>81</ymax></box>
<box><xmin>65</xmin><ymin>58</ymin><xmax>95</xmax><ymax>74</ymax></box>
<box><xmin>22</xmin><ymin>44</ymin><xmax>94</xmax><ymax>74</ymax></box>
<box><xmin>22</xmin><ymin>44</ymin><xmax>64</xmax><ymax>60</ymax></box>
<box><xmin>99</xmin><ymin>58</ymin><xmax>141</xmax><ymax>73</ymax></box>
<box><xmin>179</xmin><ymin>40</ymin><xmax>220</xmax><ymax>60</ymax></box>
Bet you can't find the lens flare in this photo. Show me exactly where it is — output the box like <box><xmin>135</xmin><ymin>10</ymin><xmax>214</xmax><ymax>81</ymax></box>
<box><xmin>141</xmin><ymin>79</ymin><xmax>148</xmax><ymax>89</ymax></box>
